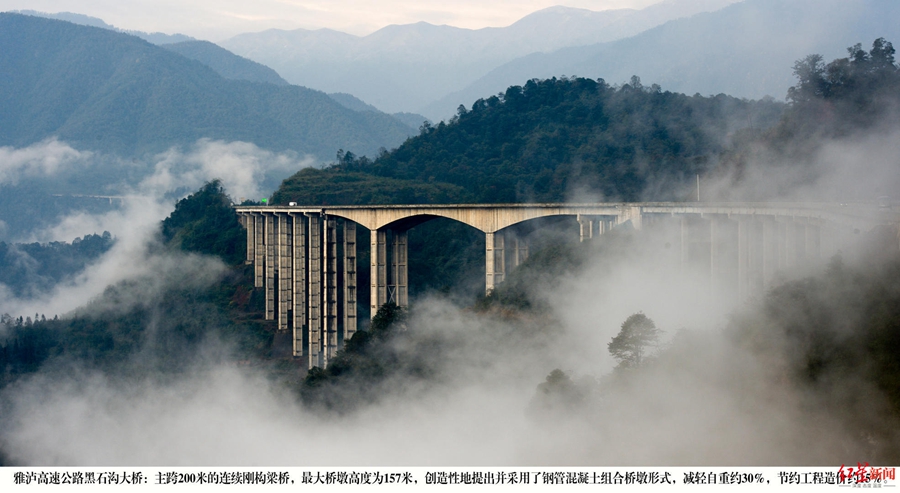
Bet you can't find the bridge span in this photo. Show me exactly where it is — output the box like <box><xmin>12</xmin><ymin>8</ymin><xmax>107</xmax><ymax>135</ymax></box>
<box><xmin>235</xmin><ymin>202</ymin><xmax>897</xmax><ymax>369</ymax></box>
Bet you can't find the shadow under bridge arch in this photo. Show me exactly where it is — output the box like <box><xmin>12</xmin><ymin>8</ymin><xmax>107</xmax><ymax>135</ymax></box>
<box><xmin>363</xmin><ymin>214</ymin><xmax>485</xmax><ymax>314</ymax></box>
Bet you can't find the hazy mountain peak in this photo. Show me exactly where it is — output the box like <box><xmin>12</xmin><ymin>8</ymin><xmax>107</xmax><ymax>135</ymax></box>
<box><xmin>12</xmin><ymin>9</ymin><xmax>194</xmax><ymax>45</ymax></box>
<box><xmin>530</xmin><ymin>5</ymin><xmax>597</xmax><ymax>14</ymax></box>
<box><xmin>517</xmin><ymin>4</ymin><xmax>633</xmax><ymax>19</ymax></box>
<box><xmin>367</xmin><ymin>21</ymin><xmax>469</xmax><ymax>39</ymax></box>
<box><xmin>163</xmin><ymin>40</ymin><xmax>289</xmax><ymax>86</ymax></box>
<box><xmin>219</xmin><ymin>0</ymin><xmax>753</xmax><ymax>116</ymax></box>
<box><xmin>504</xmin><ymin>5</ymin><xmax>634</xmax><ymax>44</ymax></box>
<box><xmin>12</xmin><ymin>10</ymin><xmax>113</xmax><ymax>29</ymax></box>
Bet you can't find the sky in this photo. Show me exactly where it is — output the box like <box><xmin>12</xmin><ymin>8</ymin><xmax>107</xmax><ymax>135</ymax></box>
<box><xmin>0</xmin><ymin>0</ymin><xmax>664</xmax><ymax>40</ymax></box>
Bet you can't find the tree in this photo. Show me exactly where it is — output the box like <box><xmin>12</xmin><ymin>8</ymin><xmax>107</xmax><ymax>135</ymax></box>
<box><xmin>869</xmin><ymin>37</ymin><xmax>896</xmax><ymax>72</ymax></box>
<box><xmin>608</xmin><ymin>312</ymin><xmax>661</xmax><ymax>368</ymax></box>
<box><xmin>525</xmin><ymin>369</ymin><xmax>585</xmax><ymax>420</ymax></box>
<box><xmin>160</xmin><ymin>180</ymin><xmax>246</xmax><ymax>265</ymax></box>
<box><xmin>787</xmin><ymin>39</ymin><xmax>899</xmax><ymax>106</ymax></box>
<box><xmin>370</xmin><ymin>302</ymin><xmax>405</xmax><ymax>339</ymax></box>
<box><xmin>787</xmin><ymin>54</ymin><xmax>827</xmax><ymax>103</ymax></box>
<box><xmin>782</xmin><ymin>38</ymin><xmax>900</xmax><ymax>137</ymax></box>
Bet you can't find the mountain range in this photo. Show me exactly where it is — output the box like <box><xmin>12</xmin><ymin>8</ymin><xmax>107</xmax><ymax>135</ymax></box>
<box><xmin>218</xmin><ymin>0</ymin><xmax>900</xmax><ymax>121</ymax></box>
<box><xmin>15</xmin><ymin>1</ymin><xmax>898</xmax><ymax>125</ymax></box>
<box><xmin>425</xmin><ymin>0</ymin><xmax>900</xmax><ymax>119</ymax></box>
<box><xmin>12</xmin><ymin>9</ymin><xmax>194</xmax><ymax>44</ymax></box>
<box><xmin>162</xmin><ymin>40</ymin><xmax>290</xmax><ymax>86</ymax></box>
<box><xmin>0</xmin><ymin>13</ymin><xmax>415</xmax><ymax>161</ymax></box>
<box><xmin>219</xmin><ymin>0</ymin><xmax>740</xmax><ymax>117</ymax></box>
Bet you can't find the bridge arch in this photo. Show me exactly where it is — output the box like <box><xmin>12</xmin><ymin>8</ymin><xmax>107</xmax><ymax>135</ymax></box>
<box><xmin>312</xmin><ymin>204</ymin><xmax>625</xmax><ymax>233</ymax></box>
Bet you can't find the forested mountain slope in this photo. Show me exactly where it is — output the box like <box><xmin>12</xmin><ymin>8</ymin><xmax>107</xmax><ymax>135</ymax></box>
<box><xmin>275</xmin><ymin>77</ymin><xmax>784</xmax><ymax>204</ymax></box>
<box><xmin>0</xmin><ymin>233</ymin><xmax>113</xmax><ymax>298</ymax></box>
<box><xmin>0</xmin><ymin>13</ymin><xmax>413</xmax><ymax>160</ymax></box>
<box><xmin>162</xmin><ymin>40</ymin><xmax>290</xmax><ymax>86</ymax></box>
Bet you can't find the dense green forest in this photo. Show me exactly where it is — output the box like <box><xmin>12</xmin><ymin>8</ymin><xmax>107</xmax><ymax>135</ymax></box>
<box><xmin>271</xmin><ymin>169</ymin><xmax>470</xmax><ymax>205</ymax></box>
<box><xmin>269</xmin><ymin>75</ymin><xmax>788</xmax><ymax>303</ymax></box>
<box><xmin>785</xmin><ymin>38</ymin><xmax>899</xmax><ymax>135</ymax></box>
<box><xmin>0</xmin><ymin>232</ymin><xmax>113</xmax><ymax>298</ymax></box>
<box><xmin>274</xmin><ymin>77</ymin><xmax>783</xmax><ymax>205</ymax></box>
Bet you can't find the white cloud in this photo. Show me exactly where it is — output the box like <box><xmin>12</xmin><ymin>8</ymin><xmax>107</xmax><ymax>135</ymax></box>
<box><xmin>144</xmin><ymin>139</ymin><xmax>312</xmax><ymax>201</ymax></box>
<box><xmin>0</xmin><ymin>138</ymin><xmax>89</xmax><ymax>185</ymax></box>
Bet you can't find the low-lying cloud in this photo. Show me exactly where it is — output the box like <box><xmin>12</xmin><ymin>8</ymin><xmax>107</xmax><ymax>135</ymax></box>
<box><xmin>144</xmin><ymin>139</ymin><xmax>313</xmax><ymax>202</ymax></box>
<box><xmin>0</xmin><ymin>139</ymin><xmax>90</xmax><ymax>186</ymax></box>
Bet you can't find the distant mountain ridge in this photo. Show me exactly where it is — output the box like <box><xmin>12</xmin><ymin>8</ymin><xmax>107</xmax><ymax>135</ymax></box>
<box><xmin>424</xmin><ymin>0</ymin><xmax>900</xmax><ymax>118</ymax></box>
<box><xmin>327</xmin><ymin>93</ymin><xmax>430</xmax><ymax>129</ymax></box>
<box><xmin>11</xmin><ymin>9</ymin><xmax>194</xmax><ymax>44</ymax></box>
<box><xmin>0</xmin><ymin>13</ymin><xmax>415</xmax><ymax>161</ymax></box>
<box><xmin>162</xmin><ymin>40</ymin><xmax>290</xmax><ymax>86</ymax></box>
<box><xmin>219</xmin><ymin>0</ymin><xmax>740</xmax><ymax>117</ymax></box>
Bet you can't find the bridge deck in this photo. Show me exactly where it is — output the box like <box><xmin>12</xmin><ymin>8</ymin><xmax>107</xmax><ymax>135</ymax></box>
<box><xmin>236</xmin><ymin>202</ymin><xmax>894</xmax><ymax>233</ymax></box>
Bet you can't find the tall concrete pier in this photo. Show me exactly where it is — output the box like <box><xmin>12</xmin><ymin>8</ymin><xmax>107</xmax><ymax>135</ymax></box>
<box><xmin>238</xmin><ymin>202</ymin><xmax>897</xmax><ymax>369</ymax></box>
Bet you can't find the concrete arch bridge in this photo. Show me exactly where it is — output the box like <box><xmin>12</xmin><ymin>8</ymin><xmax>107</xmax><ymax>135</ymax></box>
<box><xmin>235</xmin><ymin>202</ymin><xmax>898</xmax><ymax>368</ymax></box>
